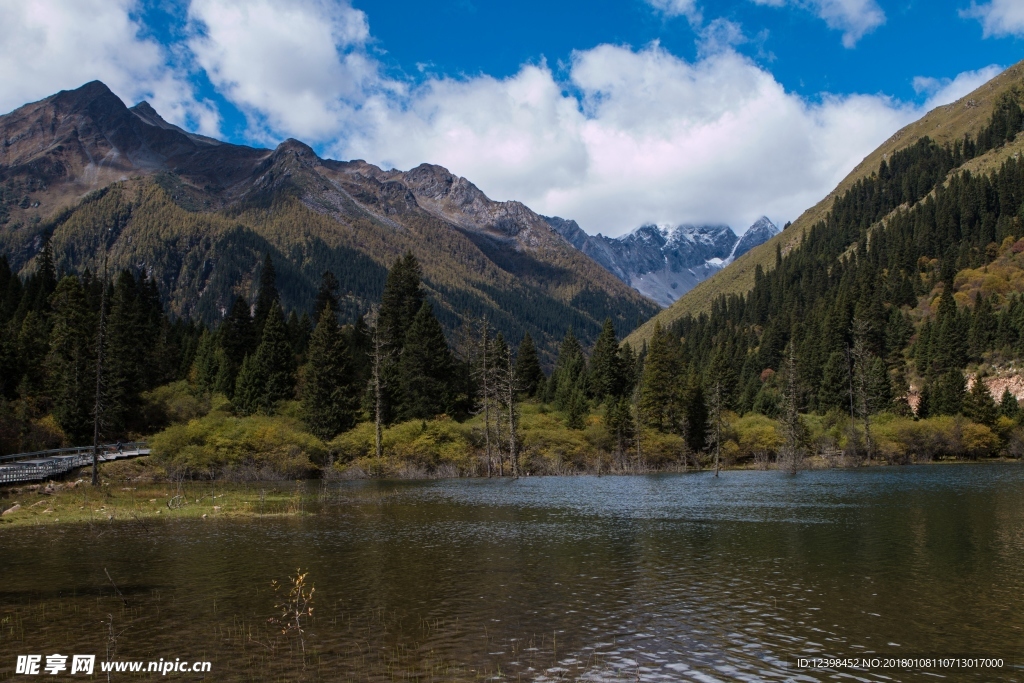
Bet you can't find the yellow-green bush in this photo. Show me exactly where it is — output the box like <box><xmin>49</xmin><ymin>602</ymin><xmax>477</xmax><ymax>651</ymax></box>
<box><xmin>151</xmin><ymin>413</ymin><xmax>327</xmax><ymax>477</ymax></box>
<box><xmin>873</xmin><ymin>415</ymin><xmax>999</xmax><ymax>461</ymax></box>
<box><xmin>731</xmin><ymin>413</ymin><xmax>783</xmax><ymax>461</ymax></box>
<box><xmin>330</xmin><ymin>417</ymin><xmax>477</xmax><ymax>476</ymax></box>
<box><xmin>140</xmin><ymin>381</ymin><xmax>212</xmax><ymax>427</ymax></box>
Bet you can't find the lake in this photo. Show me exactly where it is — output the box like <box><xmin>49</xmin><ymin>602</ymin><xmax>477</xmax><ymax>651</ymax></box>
<box><xmin>1</xmin><ymin>465</ymin><xmax>1023</xmax><ymax>681</ymax></box>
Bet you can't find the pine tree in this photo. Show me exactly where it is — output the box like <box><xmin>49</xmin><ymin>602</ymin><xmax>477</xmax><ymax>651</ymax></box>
<box><xmin>639</xmin><ymin>324</ymin><xmax>683</xmax><ymax>432</ymax></box>
<box><xmin>235</xmin><ymin>305</ymin><xmax>295</xmax><ymax>415</ymax></box>
<box><xmin>931</xmin><ymin>369</ymin><xmax>966</xmax><ymax>416</ymax></box>
<box><xmin>379</xmin><ymin>252</ymin><xmax>424</xmax><ymax>350</ymax></box>
<box><xmin>190</xmin><ymin>329</ymin><xmax>220</xmax><ymax>393</ymax></box>
<box><xmin>964</xmin><ymin>374</ymin><xmax>998</xmax><ymax>426</ymax></box>
<box><xmin>258</xmin><ymin>305</ymin><xmax>296</xmax><ymax>409</ymax></box>
<box><xmin>999</xmin><ymin>388</ymin><xmax>1020</xmax><ymax>420</ymax></box>
<box><xmin>302</xmin><ymin>305</ymin><xmax>358</xmax><ymax>440</ymax></box>
<box><xmin>233</xmin><ymin>354</ymin><xmax>265</xmax><ymax>417</ymax></box>
<box><xmin>253</xmin><ymin>253</ymin><xmax>278</xmax><ymax>334</ymax></box>
<box><xmin>514</xmin><ymin>332</ymin><xmax>544</xmax><ymax>397</ymax></box>
<box><xmin>550</xmin><ymin>329</ymin><xmax>586</xmax><ymax>411</ymax></box>
<box><xmin>47</xmin><ymin>276</ymin><xmax>95</xmax><ymax>443</ymax></box>
<box><xmin>589</xmin><ymin>318</ymin><xmax>623</xmax><ymax>401</ymax></box>
<box><xmin>219</xmin><ymin>296</ymin><xmax>254</xmax><ymax>396</ymax></box>
<box><xmin>397</xmin><ymin>302</ymin><xmax>455</xmax><ymax>420</ymax></box>
<box><xmin>313</xmin><ymin>271</ymin><xmax>340</xmax><ymax>324</ymax></box>
<box><xmin>103</xmin><ymin>271</ymin><xmax>145</xmax><ymax>434</ymax></box>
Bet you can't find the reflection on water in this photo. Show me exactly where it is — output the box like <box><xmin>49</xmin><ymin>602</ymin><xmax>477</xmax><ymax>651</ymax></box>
<box><xmin>2</xmin><ymin>465</ymin><xmax>1023</xmax><ymax>681</ymax></box>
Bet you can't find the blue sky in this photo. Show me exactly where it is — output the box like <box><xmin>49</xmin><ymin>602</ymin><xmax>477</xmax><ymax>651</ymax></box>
<box><xmin>1</xmin><ymin>0</ymin><xmax>1021</xmax><ymax>235</ymax></box>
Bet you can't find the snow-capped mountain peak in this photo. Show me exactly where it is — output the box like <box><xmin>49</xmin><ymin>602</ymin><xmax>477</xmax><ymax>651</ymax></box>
<box><xmin>545</xmin><ymin>216</ymin><xmax>779</xmax><ymax>307</ymax></box>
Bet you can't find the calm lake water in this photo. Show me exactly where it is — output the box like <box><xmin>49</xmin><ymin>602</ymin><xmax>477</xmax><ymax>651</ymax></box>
<box><xmin>2</xmin><ymin>465</ymin><xmax>1023</xmax><ymax>681</ymax></box>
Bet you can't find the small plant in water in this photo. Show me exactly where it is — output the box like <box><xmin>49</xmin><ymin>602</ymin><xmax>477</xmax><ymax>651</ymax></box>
<box><xmin>269</xmin><ymin>569</ymin><xmax>315</xmax><ymax>658</ymax></box>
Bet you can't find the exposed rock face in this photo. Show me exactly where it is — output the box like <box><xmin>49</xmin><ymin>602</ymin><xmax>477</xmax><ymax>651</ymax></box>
<box><xmin>545</xmin><ymin>216</ymin><xmax>779</xmax><ymax>307</ymax></box>
<box><xmin>734</xmin><ymin>216</ymin><xmax>780</xmax><ymax>259</ymax></box>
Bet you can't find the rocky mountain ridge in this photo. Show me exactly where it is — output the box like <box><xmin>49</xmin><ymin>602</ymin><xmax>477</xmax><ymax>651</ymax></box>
<box><xmin>0</xmin><ymin>81</ymin><xmax>658</xmax><ymax>358</ymax></box>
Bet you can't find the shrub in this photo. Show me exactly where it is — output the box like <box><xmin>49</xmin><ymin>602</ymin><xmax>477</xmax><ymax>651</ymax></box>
<box><xmin>150</xmin><ymin>413</ymin><xmax>327</xmax><ymax>478</ymax></box>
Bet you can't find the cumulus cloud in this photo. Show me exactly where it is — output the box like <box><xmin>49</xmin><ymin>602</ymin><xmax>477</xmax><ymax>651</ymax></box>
<box><xmin>645</xmin><ymin>0</ymin><xmax>702</xmax><ymax>23</ymax></box>
<box><xmin>962</xmin><ymin>0</ymin><xmax>1024</xmax><ymax>38</ymax></box>
<box><xmin>751</xmin><ymin>0</ymin><xmax>886</xmax><ymax>47</ymax></box>
<box><xmin>0</xmin><ymin>0</ymin><xmax>1002</xmax><ymax>239</ymax></box>
<box><xmin>0</xmin><ymin>0</ymin><xmax>218</xmax><ymax>135</ymax></box>
<box><xmin>186</xmin><ymin>0</ymin><xmax>383</xmax><ymax>142</ymax></box>
<box><xmin>338</xmin><ymin>43</ymin><xmax>917</xmax><ymax>235</ymax></box>
<box><xmin>913</xmin><ymin>65</ymin><xmax>1004</xmax><ymax>110</ymax></box>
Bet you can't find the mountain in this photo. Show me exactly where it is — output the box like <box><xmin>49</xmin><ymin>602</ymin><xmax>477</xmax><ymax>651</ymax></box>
<box><xmin>627</xmin><ymin>60</ymin><xmax>1024</xmax><ymax>347</ymax></box>
<box><xmin>545</xmin><ymin>216</ymin><xmax>778</xmax><ymax>307</ymax></box>
<box><xmin>0</xmin><ymin>81</ymin><xmax>659</xmax><ymax>359</ymax></box>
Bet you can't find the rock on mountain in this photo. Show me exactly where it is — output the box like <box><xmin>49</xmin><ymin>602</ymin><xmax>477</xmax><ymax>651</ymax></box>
<box><xmin>0</xmin><ymin>81</ymin><xmax>659</xmax><ymax>358</ymax></box>
<box><xmin>545</xmin><ymin>216</ymin><xmax>779</xmax><ymax>307</ymax></box>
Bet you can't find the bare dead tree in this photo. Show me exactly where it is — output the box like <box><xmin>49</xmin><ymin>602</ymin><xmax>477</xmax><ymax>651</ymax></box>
<box><xmin>851</xmin><ymin>319</ymin><xmax>874</xmax><ymax>461</ymax></box>
<box><xmin>91</xmin><ymin>251</ymin><xmax>108</xmax><ymax>487</ymax></box>
<box><xmin>471</xmin><ymin>318</ymin><xmax>494</xmax><ymax>477</ymax></box>
<box><xmin>500</xmin><ymin>349</ymin><xmax>521</xmax><ymax>479</ymax></box>
<box><xmin>706</xmin><ymin>380</ymin><xmax>724</xmax><ymax>477</ymax></box>
<box><xmin>369</xmin><ymin>324</ymin><xmax>391</xmax><ymax>476</ymax></box>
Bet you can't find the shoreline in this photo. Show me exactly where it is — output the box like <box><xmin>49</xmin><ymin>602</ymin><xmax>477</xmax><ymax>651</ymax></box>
<box><xmin>0</xmin><ymin>457</ymin><xmax>1018</xmax><ymax>529</ymax></box>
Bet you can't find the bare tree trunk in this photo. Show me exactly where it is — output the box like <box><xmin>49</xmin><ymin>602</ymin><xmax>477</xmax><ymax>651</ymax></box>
<box><xmin>371</xmin><ymin>327</ymin><xmax>386</xmax><ymax>476</ymax></box>
<box><xmin>845</xmin><ymin>345</ymin><xmax>858</xmax><ymax>461</ymax></box>
<box><xmin>706</xmin><ymin>381</ymin><xmax>723</xmax><ymax>477</ymax></box>
<box><xmin>851</xmin><ymin>321</ymin><xmax>874</xmax><ymax>461</ymax></box>
<box><xmin>91</xmin><ymin>253</ymin><xmax>108</xmax><ymax>487</ymax></box>
<box><xmin>506</xmin><ymin>352</ymin><xmax>519</xmax><ymax>479</ymax></box>
<box><xmin>481</xmin><ymin>320</ymin><xmax>492</xmax><ymax>478</ymax></box>
<box><xmin>784</xmin><ymin>345</ymin><xmax>801</xmax><ymax>475</ymax></box>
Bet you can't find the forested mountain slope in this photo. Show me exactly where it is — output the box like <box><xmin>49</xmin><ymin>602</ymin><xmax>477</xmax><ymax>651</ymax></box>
<box><xmin>627</xmin><ymin>60</ymin><xmax>1024</xmax><ymax>347</ymax></box>
<box><xmin>0</xmin><ymin>81</ymin><xmax>658</xmax><ymax>358</ymax></box>
<box><xmin>630</xmin><ymin>80</ymin><xmax>1024</xmax><ymax>445</ymax></box>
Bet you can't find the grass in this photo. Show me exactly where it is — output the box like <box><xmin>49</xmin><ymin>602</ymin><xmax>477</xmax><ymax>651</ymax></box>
<box><xmin>626</xmin><ymin>59</ymin><xmax>1024</xmax><ymax>348</ymax></box>
<box><xmin>0</xmin><ymin>472</ymin><xmax>308</xmax><ymax>529</ymax></box>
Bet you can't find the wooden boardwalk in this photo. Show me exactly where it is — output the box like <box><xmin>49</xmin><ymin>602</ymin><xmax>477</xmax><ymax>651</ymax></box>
<box><xmin>0</xmin><ymin>442</ymin><xmax>149</xmax><ymax>485</ymax></box>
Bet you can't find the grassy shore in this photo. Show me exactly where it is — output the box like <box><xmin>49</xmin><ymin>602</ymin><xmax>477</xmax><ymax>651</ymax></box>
<box><xmin>2</xmin><ymin>453</ymin><xmax>1018</xmax><ymax>530</ymax></box>
<box><xmin>0</xmin><ymin>472</ymin><xmax>310</xmax><ymax>529</ymax></box>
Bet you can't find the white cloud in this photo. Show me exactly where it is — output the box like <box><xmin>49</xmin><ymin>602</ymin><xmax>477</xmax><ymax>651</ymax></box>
<box><xmin>645</xmin><ymin>0</ymin><xmax>702</xmax><ymax>23</ymax></box>
<box><xmin>0</xmin><ymin>0</ymin><xmax>218</xmax><ymax>135</ymax></box>
<box><xmin>913</xmin><ymin>65</ymin><xmax>1003</xmax><ymax>109</ymax></box>
<box><xmin>962</xmin><ymin>0</ymin><xmax>1024</xmax><ymax>38</ymax></box>
<box><xmin>750</xmin><ymin>0</ymin><xmax>886</xmax><ymax>47</ymax></box>
<box><xmin>187</xmin><ymin>0</ymin><xmax>381</xmax><ymax>142</ymax></box>
<box><xmin>337</xmin><ymin>43</ymin><xmax>918</xmax><ymax>236</ymax></box>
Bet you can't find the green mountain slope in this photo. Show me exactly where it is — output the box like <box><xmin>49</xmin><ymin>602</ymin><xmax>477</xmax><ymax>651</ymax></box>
<box><xmin>627</xmin><ymin>60</ymin><xmax>1024</xmax><ymax>348</ymax></box>
<box><xmin>0</xmin><ymin>82</ymin><xmax>658</xmax><ymax>359</ymax></box>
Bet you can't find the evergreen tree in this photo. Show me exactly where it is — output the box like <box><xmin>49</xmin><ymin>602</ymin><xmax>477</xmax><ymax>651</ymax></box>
<box><xmin>190</xmin><ymin>329</ymin><xmax>219</xmax><ymax>393</ymax></box>
<box><xmin>379</xmin><ymin>251</ymin><xmax>424</xmax><ymax>350</ymax></box>
<box><xmin>818</xmin><ymin>351</ymin><xmax>850</xmax><ymax>413</ymax></box>
<box><xmin>235</xmin><ymin>305</ymin><xmax>295</xmax><ymax>415</ymax></box>
<box><xmin>253</xmin><ymin>253</ymin><xmax>278</xmax><ymax>334</ymax></box>
<box><xmin>219</xmin><ymin>296</ymin><xmax>255</xmax><ymax>396</ymax></box>
<box><xmin>302</xmin><ymin>305</ymin><xmax>359</xmax><ymax>439</ymax></box>
<box><xmin>639</xmin><ymin>324</ymin><xmax>684</xmax><ymax>432</ymax></box>
<box><xmin>550</xmin><ymin>329</ymin><xmax>586</xmax><ymax>410</ymax></box>
<box><xmin>233</xmin><ymin>353</ymin><xmax>265</xmax><ymax>416</ymax></box>
<box><xmin>514</xmin><ymin>332</ymin><xmax>544</xmax><ymax>397</ymax></box>
<box><xmin>103</xmin><ymin>271</ymin><xmax>145</xmax><ymax>434</ymax></box>
<box><xmin>589</xmin><ymin>318</ymin><xmax>623</xmax><ymax>401</ymax></box>
<box><xmin>964</xmin><ymin>374</ymin><xmax>998</xmax><ymax>426</ymax></box>
<box><xmin>999</xmin><ymin>388</ymin><xmax>1020</xmax><ymax>420</ymax></box>
<box><xmin>931</xmin><ymin>369</ymin><xmax>966</xmax><ymax>416</ymax></box>
<box><xmin>313</xmin><ymin>271</ymin><xmax>340</xmax><ymax>324</ymax></box>
<box><xmin>397</xmin><ymin>302</ymin><xmax>455</xmax><ymax>420</ymax></box>
<box><xmin>47</xmin><ymin>276</ymin><xmax>95</xmax><ymax>443</ymax></box>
